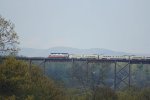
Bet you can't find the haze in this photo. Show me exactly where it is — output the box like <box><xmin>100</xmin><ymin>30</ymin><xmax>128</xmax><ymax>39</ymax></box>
<box><xmin>0</xmin><ymin>0</ymin><xmax>150</xmax><ymax>54</ymax></box>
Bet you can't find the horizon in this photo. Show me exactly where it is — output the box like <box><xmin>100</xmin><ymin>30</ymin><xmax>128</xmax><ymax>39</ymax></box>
<box><xmin>20</xmin><ymin>46</ymin><xmax>150</xmax><ymax>55</ymax></box>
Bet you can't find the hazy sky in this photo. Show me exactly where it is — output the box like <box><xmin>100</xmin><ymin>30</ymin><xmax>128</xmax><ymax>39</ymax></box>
<box><xmin>0</xmin><ymin>0</ymin><xmax>150</xmax><ymax>53</ymax></box>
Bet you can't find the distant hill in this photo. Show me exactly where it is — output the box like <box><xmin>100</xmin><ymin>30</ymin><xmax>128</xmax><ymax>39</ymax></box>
<box><xmin>19</xmin><ymin>47</ymin><xmax>131</xmax><ymax>57</ymax></box>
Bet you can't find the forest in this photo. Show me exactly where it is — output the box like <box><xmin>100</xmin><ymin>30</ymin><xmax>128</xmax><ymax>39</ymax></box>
<box><xmin>0</xmin><ymin>58</ymin><xmax>150</xmax><ymax>100</ymax></box>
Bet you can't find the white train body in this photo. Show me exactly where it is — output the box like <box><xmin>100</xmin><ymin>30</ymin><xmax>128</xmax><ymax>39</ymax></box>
<box><xmin>130</xmin><ymin>56</ymin><xmax>145</xmax><ymax>60</ymax></box>
<box><xmin>99</xmin><ymin>55</ymin><xmax>111</xmax><ymax>59</ymax></box>
<box><xmin>69</xmin><ymin>54</ymin><xmax>99</xmax><ymax>59</ymax></box>
<box><xmin>145</xmin><ymin>56</ymin><xmax>150</xmax><ymax>59</ymax></box>
<box><xmin>69</xmin><ymin>54</ymin><xmax>83</xmax><ymax>59</ymax></box>
<box><xmin>49</xmin><ymin>53</ymin><xmax>150</xmax><ymax>60</ymax></box>
<box><xmin>82</xmin><ymin>54</ymin><xmax>99</xmax><ymax>59</ymax></box>
<box><xmin>99</xmin><ymin>55</ymin><xmax>128</xmax><ymax>60</ymax></box>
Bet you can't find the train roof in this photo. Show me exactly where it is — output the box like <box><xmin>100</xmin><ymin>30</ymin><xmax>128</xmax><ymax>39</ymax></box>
<box><xmin>50</xmin><ymin>53</ymin><xmax>69</xmax><ymax>54</ymax></box>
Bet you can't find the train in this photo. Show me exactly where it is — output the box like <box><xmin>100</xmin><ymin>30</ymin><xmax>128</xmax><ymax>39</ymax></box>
<box><xmin>48</xmin><ymin>53</ymin><xmax>150</xmax><ymax>60</ymax></box>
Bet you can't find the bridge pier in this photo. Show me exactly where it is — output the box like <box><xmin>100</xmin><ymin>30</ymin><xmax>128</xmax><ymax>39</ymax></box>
<box><xmin>129</xmin><ymin>60</ymin><xmax>131</xmax><ymax>88</ymax></box>
<box><xmin>71</xmin><ymin>59</ymin><xmax>74</xmax><ymax>79</ymax></box>
<box><xmin>86</xmin><ymin>59</ymin><xmax>89</xmax><ymax>84</ymax></box>
<box><xmin>114</xmin><ymin>61</ymin><xmax>117</xmax><ymax>90</ymax></box>
<box><xmin>43</xmin><ymin>59</ymin><xmax>46</xmax><ymax>75</ymax></box>
<box><xmin>114</xmin><ymin>61</ymin><xmax>131</xmax><ymax>90</ymax></box>
<box><xmin>29</xmin><ymin>59</ymin><xmax>32</xmax><ymax>71</ymax></box>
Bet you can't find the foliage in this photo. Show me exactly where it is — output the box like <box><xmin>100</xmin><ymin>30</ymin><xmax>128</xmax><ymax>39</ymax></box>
<box><xmin>0</xmin><ymin>15</ymin><xmax>19</xmax><ymax>55</ymax></box>
<box><xmin>42</xmin><ymin>61</ymin><xmax>150</xmax><ymax>90</ymax></box>
<box><xmin>92</xmin><ymin>86</ymin><xmax>117</xmax><ymax>100</ymax></box>
<box><xmin>43</xmin><ymin>61</ymin><xmax>150</xmax><ymax>100</ymax></box>
<box><xmin>131</xmin><ymin>64</ymin><xmax>150</xmax><ymax>87</ymax></box>
<box><xmin>139</xmin><ymin>87</ymin><xmax>150</xmax><ymax>100</ymax></box>
<box><xmin>0</xmin><ymin>57</ymin><xmax>65</xmax><ymax>100</ymax></box>
<box><xmin>65</xmin><ymin>88</ymin><xmax>90</xmax><ymax>100</ymax></box>
<box><xmin>1</xmin><ymin>58</ymin><xmax>149</xmax><ymax>100</ymax></box>
<box><xmin>117</xmin><ymin>87</ymin><xmax>150</xmax><ymax>100</ymax></box>
<box><xmin>65</xmin><ymin>87</ymin><xmax>117</xmax><ymax>100</ymax></box>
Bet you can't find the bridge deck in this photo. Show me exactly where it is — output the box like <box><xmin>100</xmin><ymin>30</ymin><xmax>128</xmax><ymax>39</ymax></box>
<box><xmin>1</xmin><ymin>57</ymin><xmax>150</xmax><ymax>64</ymax></box>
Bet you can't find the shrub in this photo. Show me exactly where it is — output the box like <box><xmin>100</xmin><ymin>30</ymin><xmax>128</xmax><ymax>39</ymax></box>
<box><xmin>93</xmin><ymin>86</ymin><xmax>117</xmax><ymax>100</ymax></box>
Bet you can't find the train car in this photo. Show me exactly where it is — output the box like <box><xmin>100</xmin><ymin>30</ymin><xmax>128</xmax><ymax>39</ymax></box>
<box><xmin>99</xmin><ymin>55</ymin><xmax>112</xmax><ymax>59</ymax></box>
<box><xmin>48</xmin><ymin>53</ymin><xmax>69</xmax><ymax>59</ymax></box>
<box><xmin>145</xmin><ymin>56</ymin><xmax>150</xmax><ymax>60</ymax></box>
<box><xmin>69</xmin><ymin>54</ymin><xmax>83</xmax><ymax>59</ymax></box>
<box><xmin>99</xmin><ymin>55</ymin><xmax>127</xmax><ymax>60</ymax></box>
<box><xmin>130</xmin><ymin>56</ymin><xmax>145</xmax><ymax>60</ymax></box>
<box><xmin>112</xmin><ymin>55</ymin><xmax>127</xmax><ymax>60</ymax></box>
<box><xmin>82</xmin><ymin>54</ymin><xmax>99</xmax><ymax>59</ymax></box>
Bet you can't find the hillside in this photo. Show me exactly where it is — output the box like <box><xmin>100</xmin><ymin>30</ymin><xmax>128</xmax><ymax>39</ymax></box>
<box><xmin>19</xmin><ymin>47</ymin><xmax>130</xmax><ymax>57</ymax></box>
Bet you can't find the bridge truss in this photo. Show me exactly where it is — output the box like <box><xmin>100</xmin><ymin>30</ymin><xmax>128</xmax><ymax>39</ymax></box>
<box><xmin>1</xmin><ymin>57</ymin><xmax>150</xmax><ymax>90</ymax></box>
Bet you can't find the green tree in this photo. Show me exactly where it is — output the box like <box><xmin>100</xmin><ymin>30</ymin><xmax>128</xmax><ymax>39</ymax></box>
<box><xmin>0</xmin><ymin>57</ymin><xmax>65</xmax><ymax>100</ymax></box>
<box><xmin>0</xmin><ymin>15</ymin><xmax>19</xmax><ymax>55</ymax></box>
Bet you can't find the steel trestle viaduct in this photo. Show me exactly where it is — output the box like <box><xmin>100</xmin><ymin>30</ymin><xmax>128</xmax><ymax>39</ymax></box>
<box><xmin>1</xmin><ymin>56</ymin><xmax>150</xmax><ymax>90</ymax></box>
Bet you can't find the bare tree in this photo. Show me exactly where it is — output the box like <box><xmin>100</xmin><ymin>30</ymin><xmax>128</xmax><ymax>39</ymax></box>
<box><xmin>0</xmin><ymin>15</ymin><xmax>19</xmax><ymax>55</ymax></box>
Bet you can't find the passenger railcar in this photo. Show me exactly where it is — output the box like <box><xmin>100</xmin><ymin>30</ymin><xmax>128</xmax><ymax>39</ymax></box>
<box><xmin>82</xmin><ymin>54</ymin><xmax>99</xmax><ymax>59</ymax></box>
<box><xmin>130</xmin><ymin>56</ymin><xmax>145</xmax><ymax>60</ymax></box>
<box><xmin>69</xmin><ymin>54</ymin><xmax>83</xmax><ymax>59</ymax></box>
<box><xmin>145</xmin><ymin>57</ymin><xmax>150</xmax><ymax>59</ymax></box>
<box><xmin>48</xmin><ymin>53</ymin><xmax>69</xmax><ymax>59</ymax></box>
